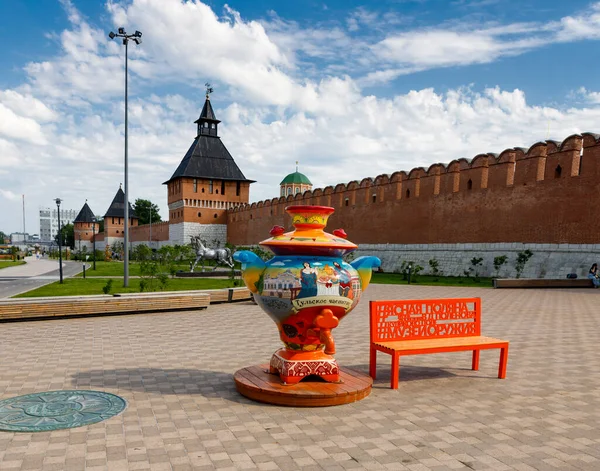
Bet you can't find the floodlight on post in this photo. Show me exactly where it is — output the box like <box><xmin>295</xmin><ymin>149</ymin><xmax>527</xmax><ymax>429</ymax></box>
<box><xmin>108</xmin><ymin>26</ymin><xmax>143</xmax><ymax>287</ymax></box>
<box><xmin>55</xmin><ymin>198</ymin><xmax>64</xmax><ymax>284</ymax></box>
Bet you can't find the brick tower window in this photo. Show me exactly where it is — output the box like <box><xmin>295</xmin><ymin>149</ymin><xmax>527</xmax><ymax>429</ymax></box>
<box><xmin>406</xmin><ymin>189</ymin><xmax>410</xmax><ymax>198</ymax></box>
<box><xmin>193</xmin><ymin>179</ymin><xmax>197</xmax><ymax>192</ymax></box>
<box><xmin>221</xmin><ymin>181</ymin><xmax>225</xmax><ymax>195</ymax></box>
<box><xmin>555</xmin><ymin>165</ymin><xmax>562</xmax><ymax>178</ymax></box>
<box><xmin>209</xmin><ymin>180</ymin><xmax>214</xmax><ymax>194</ymax></box>
<box><xmin>467</xmin><ymin>179</ymin><xmax>473</xmax><ymax>190</ymax></box>
<box><xmin>237</xmin><ymin>182</ymin><xmax>241</xmax><ymax>196</ymax></box>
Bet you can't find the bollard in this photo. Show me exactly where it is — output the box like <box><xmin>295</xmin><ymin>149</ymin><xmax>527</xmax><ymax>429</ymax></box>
<box><xmin>83</xmin><ymin>264</ymin><xmax>86</xmax><ymax>279</ymax></box>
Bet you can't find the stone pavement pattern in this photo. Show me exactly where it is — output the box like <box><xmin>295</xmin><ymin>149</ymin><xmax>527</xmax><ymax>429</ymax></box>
<box><xmin>0</xmin><ymin>284</ymin><xmax>599</xmax><ymax>470</ymax></box>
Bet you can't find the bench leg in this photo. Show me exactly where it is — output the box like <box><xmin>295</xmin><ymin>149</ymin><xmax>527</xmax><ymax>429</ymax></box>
<box><xmin>369</xmin><ymin>346</ymin><xmax>377</xmax><ymax>380</ymax></box>
<box><xmin>391</xmin><ymin>353</ymin><xmax>400</xmax><ymax>389</ymax></box>
<box><xmin>472</xmin><ymin>350</ymin><xmax>480</xmax><ymax>371</ymax></box>
<box><xmin>498</xmin><ymin>345</ymin><xmax>509</xmax><ymax>379</ymax></box>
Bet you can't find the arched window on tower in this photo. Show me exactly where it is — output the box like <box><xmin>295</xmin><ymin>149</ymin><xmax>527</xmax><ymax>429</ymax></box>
<box><xmin>281</xmin><ymin>187</ymin><xmax>285</xmax><ymax>196</ymax></box>
<box><xmin>209</xmin><ymin>180</ymin><xmax>214</xmax><ymax>194</ymax></box>
<box><xmin>467</xmin><ymin>179</ymin><xmax>473</xmax><ymax>190</ymax></box>
<box><xmin>287</xmin><ymin>187</ymin><xmax>292</xmax><ymax>196</ymax></box>
<box><xmin>555</xmin><ymin>165</ymin><xmax>562</xmax><ymax>178</ymax></box>
<box><xmin>295</xmin><ymin>187</ymin><xmax>300</xmax><ymax>194</ymax></box>
<box><xmin>406</xmin><ymin>189</ymin><xmax>410</xmax><ymax>198</ymax></box>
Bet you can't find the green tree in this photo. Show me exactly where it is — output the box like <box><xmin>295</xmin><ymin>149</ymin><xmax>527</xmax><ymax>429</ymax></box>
<box><xmin>493</xmin><ymin>255</ymin><xmax>508</xmax><ymax>278</ymax></box>
<box><xmin>515</xmin><ymin>250</ymin><xmax>533</xmax><ymax>279</ymax></box>
<box><xmin>0</xmin><ymin>231</ymin><xmax>7</xmax><ymax>243</ymax></box>
<box><xmin>133</xmin><ymin>199</ymin><xmax>162</xmax><ymax>225</ymax></box>
<box><xmin>55</xmin><ymin>223</ymin><xmax>75</xmax><ymax>249</ymax></box>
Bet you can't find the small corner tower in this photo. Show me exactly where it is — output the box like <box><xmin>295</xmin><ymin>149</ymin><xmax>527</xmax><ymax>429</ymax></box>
<box><xmin>164</xmin><ymin>87</ymin><xmax>254</xmax><ymax>246</ymax></box>
<box><xmin>73</xmin><ymin>200</ymin><xmax>98</xmax><ymax>251</ymax></box>
<box><xmin>280</xmin><ymin>162</ymin><xmax>312</xmax><ymax>197</ymax></box>
<box><xmin>103</xmin><ymin>185</ymin><xmax>138</xmax><ymax>246</ymax></box>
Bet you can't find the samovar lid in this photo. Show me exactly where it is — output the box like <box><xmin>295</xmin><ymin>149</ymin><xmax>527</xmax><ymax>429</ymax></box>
<box><xmin>259</xmin><ymin>205</ymin><xmax>357</xmax><ymax>257</ymax></box>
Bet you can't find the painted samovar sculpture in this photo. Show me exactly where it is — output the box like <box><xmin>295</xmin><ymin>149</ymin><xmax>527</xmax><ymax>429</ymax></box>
<box><xmin>233</xmin><ymin>205</ymin><xmax>381</xmax><ymax>385</ymax></box>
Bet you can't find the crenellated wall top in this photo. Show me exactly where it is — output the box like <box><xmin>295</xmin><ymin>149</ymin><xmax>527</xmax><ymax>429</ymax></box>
<box><xmin>229</xmin><ymin>133</ymin><xmax>597</xmax><ymax>213</ymax></box>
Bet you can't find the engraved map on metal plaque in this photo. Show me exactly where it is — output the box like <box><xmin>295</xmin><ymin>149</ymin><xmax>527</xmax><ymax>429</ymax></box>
<box><xmin>0</xmin><ymin>390</ymin><xmax>126</xmax><ymax>432</ymax></box>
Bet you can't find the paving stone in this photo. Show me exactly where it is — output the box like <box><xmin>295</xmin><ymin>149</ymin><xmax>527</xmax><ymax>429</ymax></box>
<box><xmin>0</xmin><ymin>285</ymin><xmax>599</xmax><ymax>470</ymax></box>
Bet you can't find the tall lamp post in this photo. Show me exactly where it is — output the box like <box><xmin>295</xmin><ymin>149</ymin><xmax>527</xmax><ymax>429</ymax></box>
<box><xmin>149</xmin><ymin>206</ymin><xmax>152</xmax><ymax>249</ymax></box>
<box><xmin>92</xmin><ymin>217</ymin><xmax>97</xmax><ymax>271</ymax></box>
<box><xmin>55</xmin><ymin>198</ymin><xmax>64</xmax><ymax>284</ymax></box>
<box><xmin>109</xmin><ymin>27</ymin><xmax>142</xmax><ymax>287</ymax></box>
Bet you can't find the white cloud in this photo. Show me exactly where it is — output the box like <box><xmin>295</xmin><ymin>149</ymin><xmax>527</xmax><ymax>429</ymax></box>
<box><xmin>0</xmin><ymin>190</ymin><xmax>20</xmax><ymax>202</ymax></box>
<box><xmin>0</xmin><ymin>103</ymin><xmax>48</xmax><ymax>144</ymax></box>
<box><xmin>569</xmin><ymin>87</ymin><xmax>600</xmax><ymax>105</ymax></box>
<box><xmin>3</xmin><ymin>0</ymin><xmax>600</xmax><ymax>235</ymax></box>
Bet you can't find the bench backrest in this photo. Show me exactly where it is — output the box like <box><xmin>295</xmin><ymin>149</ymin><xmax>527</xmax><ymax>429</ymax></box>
<box><xmin>370</xmin><ymin>297</ymin><xmax>481</xmax><ymax>343</ymax></box>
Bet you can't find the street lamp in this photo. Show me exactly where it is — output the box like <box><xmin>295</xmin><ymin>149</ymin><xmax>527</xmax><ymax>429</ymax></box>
<box><xmin>55</xmin><ymin>198</ymin><xmax>64</xmax><ymax>284</ymax></box>
<box><xmin>92</xmin><ymin>217</ymin><xmax>97</xmax><ymax>271</ymax></box>
<box><xmin>149</xmin><ymin>206</ymin><xmax>152</xmax><ymax>248</ymax></box>
<box><xmin>109</xmin><ymin>27</ymin><xmax>142</xmax><ymax>287</ymax></box>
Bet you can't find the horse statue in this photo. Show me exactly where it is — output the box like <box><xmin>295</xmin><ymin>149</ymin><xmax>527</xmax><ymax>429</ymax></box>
<box><xmin>190</xmin><ymin>236</ymin><xmax>234</xmax><ymax>272</ymax></box>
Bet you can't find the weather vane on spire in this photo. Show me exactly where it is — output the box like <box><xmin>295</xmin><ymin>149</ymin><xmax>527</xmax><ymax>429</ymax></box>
<box><xmin>205</xmin><ymin>82</ymin><xmax>213</xmax><ymax>98</ymax></box>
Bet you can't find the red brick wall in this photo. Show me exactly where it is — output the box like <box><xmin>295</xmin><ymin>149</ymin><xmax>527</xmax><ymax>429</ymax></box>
<box><xmin>227</xmin><ymin>133</ymin><xmax>600</xmax><ymax>246</ymax></box>
<box><xmin>74</xmin><ymin>222</ymin><xmax>98</xmax><ymax>242</ymax></box>
<box><xmin>104</xmin><ymin>217</ymin><xmax>138</xmax><ymax>238</ymax></box>
<box><xmin>130</xmin><ymin>221</ymin><xmax>170</xmax><ymax>242</ymax></box>
<box><xmin>166</xmin><ymin>178</ymin><xmax>250</xmax><ymax>225</ymax></box>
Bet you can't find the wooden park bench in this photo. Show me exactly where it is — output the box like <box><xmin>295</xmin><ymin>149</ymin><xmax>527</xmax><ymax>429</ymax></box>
<box><xmin>0</xmin><ymin>292</ymin><xmax>210</xmax><ymax>322</ymax></box>
<box><xmin>369</xmin><ymin>297</ymin><xmax>509</xmax><ymax>389</ymax></box>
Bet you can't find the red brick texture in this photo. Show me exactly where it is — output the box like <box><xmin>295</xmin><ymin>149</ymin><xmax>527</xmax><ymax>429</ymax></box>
<box><xmin>227</xmin><ymin>133</ymin><xmax>600</xmax><ymax>246</ymax></box>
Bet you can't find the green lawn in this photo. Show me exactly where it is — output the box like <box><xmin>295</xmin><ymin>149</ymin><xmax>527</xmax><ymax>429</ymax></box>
<box><xmin>14</xmin><ymin>277</ymin><xmax>236</xmax><ymax>298</ymax></box>
<box><xmin>75</xmin><ymin>261</ymin><xmax>193</xmax><ymax>277</ymax></box>
<box><xmin>0</xmin><ymin>260</ymin><xmax>26</xmax><ymax>270</ymax></box>
<box><xmin>75</xmin><ymin>260</ymin><xmax>233</xmax><ymax>277</ymax></box>
<box><xmin>370</xmin><ymin>272</ymin><xmax>493</xmax><ymax>288</ymax></box>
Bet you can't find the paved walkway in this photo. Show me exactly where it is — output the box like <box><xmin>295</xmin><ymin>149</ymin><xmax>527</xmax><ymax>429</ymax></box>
<box><xmin>0</xmin><ymin>257</ymin><xmax>83</xmax><ymax>298</ymax></box>
<box><xmin>0</xmin><ymin>284</ymin><xmax>599</xmax><ymax>470</ymax></box>
<box><xmin>0</xmin><ymin>257</ymin><xmax>60</xmax><ymax>277</ymax></box>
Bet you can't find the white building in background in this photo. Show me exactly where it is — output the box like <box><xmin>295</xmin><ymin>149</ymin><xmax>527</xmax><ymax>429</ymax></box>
<box><xmin>39</xmin><ymin>207</ymin><xmax>78</xmax><ymax>242</ymax></box>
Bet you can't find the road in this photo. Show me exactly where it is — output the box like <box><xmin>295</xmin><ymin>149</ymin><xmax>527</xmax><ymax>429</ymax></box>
<box><xmin>0</xmin><ymin>256</ymin><xmax>84</xmax><ymax>298</ymax></box>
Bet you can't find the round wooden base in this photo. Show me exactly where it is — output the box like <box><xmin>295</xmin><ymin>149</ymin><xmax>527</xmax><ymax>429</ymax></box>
<box><xmin>234</xmin><ymin>364</ymin><xmax>373</xmax><ymax>407</ymax></box>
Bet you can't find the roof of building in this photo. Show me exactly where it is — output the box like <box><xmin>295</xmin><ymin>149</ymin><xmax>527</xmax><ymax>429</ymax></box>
<box><xmin>194</xmin><ymin>96</ymin><xmax>220</xmax><ymax>123</ymax></box>
<box><xmin>280</xmin><ymin>171</ymin><xmax>312</xmax><ymax>185</ymax></box>
<box><xmin>164</xmin><ymin>96</ymin><xmax>254</xmax><ymax>184</ymax></box>
<box><xmin>73</xmin><ymin>202</ymin><xmax>96</xmax><ymax>223</ymax></box>
<box><xmin>103</xmin><ymin>187</ymin><xmax>138</xmax><ymax>219</ymax></box>
<box><xmin>164</xmin><ymin>137</ymin><xmax>254</xmax><ymax>184</ymax></box>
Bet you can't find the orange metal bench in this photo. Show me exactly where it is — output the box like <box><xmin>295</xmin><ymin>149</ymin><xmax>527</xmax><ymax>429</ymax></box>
<box><xmin>369</xmin><ymin>297</ymin><xmax>509</xmax><ymax>389</ymax></box>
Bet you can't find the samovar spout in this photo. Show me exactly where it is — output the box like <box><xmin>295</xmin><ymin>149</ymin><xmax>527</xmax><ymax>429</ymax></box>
<box><xmin>315</xmin><ymin>308</ymin><xmax>339</xmax><ymax>355</ymax></box>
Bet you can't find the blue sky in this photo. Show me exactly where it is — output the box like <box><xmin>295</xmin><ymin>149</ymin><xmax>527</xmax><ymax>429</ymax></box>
<box><xmin>1</xmin><ymin>0</ymin><xmax>600</xmax><ymax>234</ymax></box>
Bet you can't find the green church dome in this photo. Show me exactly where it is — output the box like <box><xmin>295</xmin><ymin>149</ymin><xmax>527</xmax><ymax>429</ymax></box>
<box><xmin>280</xmin><ymin>171</ymin><xmax>312</xmax><ymax>185</ymax></box>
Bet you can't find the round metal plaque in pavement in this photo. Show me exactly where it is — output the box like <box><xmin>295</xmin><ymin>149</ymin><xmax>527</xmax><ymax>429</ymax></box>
<box><xmin>0</xmin><ymin>390</ymin><xmax>126</xmax><ymax>432</ymax></box>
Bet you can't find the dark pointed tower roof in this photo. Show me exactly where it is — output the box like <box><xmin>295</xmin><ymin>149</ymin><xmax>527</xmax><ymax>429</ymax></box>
<box><xmin>195</xmin><ymin>96</ymin><xmax>219</xmax><ymax>123</ymax></box>
<box><xmin>103</xmin><ymin>186</ymin><xmax>138</xmax><ymax>219</ymax></box>
<box><xmin>163</xmin><ymin>94</ymin><xmax>254</xmax><ymax>184</ymax></box>
<box><xmin>74</xmin><ymin>201</ymin><xmax>96</xmax><ymax>223</ymax></box>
